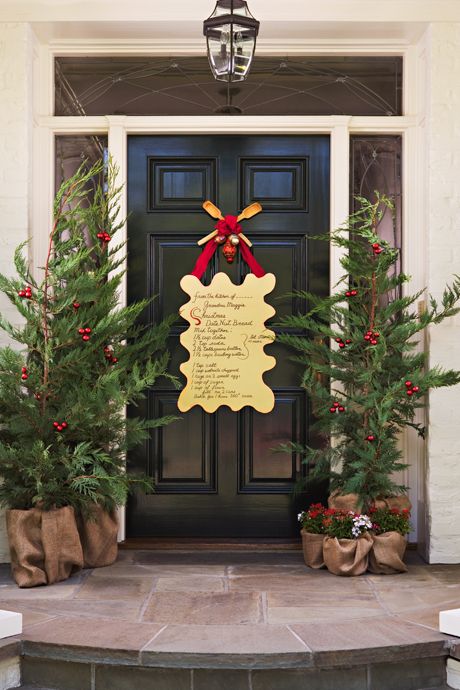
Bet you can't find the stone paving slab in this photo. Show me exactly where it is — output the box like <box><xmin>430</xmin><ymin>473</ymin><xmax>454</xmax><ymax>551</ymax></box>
<box><xmin>143</xmin><ymin>591</ymin><xmax>262</xmax><ymax>625</ymax></box>
<box><xmin>291</xmin><ymin>617</ymin><xmax>450</xmax><ymax>667</ymax></box>
<box><xmin>21</xmin><ymin>616</ymin><xmax>165</xmax><ymax>663</ymax></box>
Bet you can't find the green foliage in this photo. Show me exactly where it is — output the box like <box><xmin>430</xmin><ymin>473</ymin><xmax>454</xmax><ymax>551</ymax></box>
<box><xmin>297</xmin><ymin>503</ymin><xmax>329</xmax><ymax>534</ymax></box>
<box><xmin>278</xmin><ymin>193</ymin><xmax>460</xmax><ymax>512</ymax></box>
<box><xmin>322</xmin><ymin>510</ymin><xmax>373</xmax><ymax>540</ymax></box>
<box><xmin>0</xmin><ymin>159</ymin><xmax>177</xmax><ymax>512</ymax></box>
<box><xmin>368</xmin><ymin>506</ymin><xmax>411</xmax><ymax>536</ymax></box>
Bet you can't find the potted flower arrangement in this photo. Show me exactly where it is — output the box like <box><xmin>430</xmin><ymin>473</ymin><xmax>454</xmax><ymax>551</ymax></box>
<box><xmin>368</xmin><ymin>506</ymin><xmax>411</xmax><ymax>574</ymax></box>
<box><xmin>0</xmin><ymin>160</ymin><xmax>176</xmax><ymax>587</ymax></box>
<box><xmin>279</xmin><ymin>194</ymin><xmax>460</xmax><ymax>516</ymax></box>
<box><xmin>322</xmin><ymin>509</ymin><xmax>373</xmax><ymax>576</ymax></box>
<box><xmin>297</xmin><ymin>503</ymin><xmax>328</xmax><ymax>568</ymax></box>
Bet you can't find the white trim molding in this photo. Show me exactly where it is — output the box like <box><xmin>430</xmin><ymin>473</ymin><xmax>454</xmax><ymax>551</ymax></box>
<box><xmin>32</xmin><ymin>38</ymin><xmax>426</xmax><ymax>544</ymax></box>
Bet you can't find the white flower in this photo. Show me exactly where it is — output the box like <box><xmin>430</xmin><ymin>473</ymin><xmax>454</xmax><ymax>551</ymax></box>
<box><xmin>297</xmin><ymin>512</ymin><xmax>304</xmax><ymax>522</ymax></box>
<box><xmin>351</xmin><ymin>513</ymin><xmax>372</xmax><ymax>536</ymax></box>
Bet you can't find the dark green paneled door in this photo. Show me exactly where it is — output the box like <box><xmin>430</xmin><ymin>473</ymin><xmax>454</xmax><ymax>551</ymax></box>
<box><xmin>127</xmin><ymin>135</ymin><xmax>330</xmax><ymax>538</ymax></box>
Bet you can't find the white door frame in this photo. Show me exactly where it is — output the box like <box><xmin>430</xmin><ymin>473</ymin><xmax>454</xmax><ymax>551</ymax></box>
<box><xmin>31</xmin><ymin>37</ymin><xmax>426</xmax><ymax>544</ymax></box>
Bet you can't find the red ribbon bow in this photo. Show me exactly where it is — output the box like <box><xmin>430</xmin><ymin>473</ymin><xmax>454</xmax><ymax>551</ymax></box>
<box><xmin>191</xmin><ymin>214</ymin><xmax>266</xmax><ymax>279</ymax></box>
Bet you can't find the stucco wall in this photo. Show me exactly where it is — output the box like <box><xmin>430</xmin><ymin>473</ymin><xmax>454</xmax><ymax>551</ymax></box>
<box><xmin>0</xmin><ymin>23</ymin><xmax>33</xmax><ymax>562</ymax></box>
<box><xmin>426</xmin><ymin>23</ymin><xmax>460</xmax><ymax>563</ymax></box>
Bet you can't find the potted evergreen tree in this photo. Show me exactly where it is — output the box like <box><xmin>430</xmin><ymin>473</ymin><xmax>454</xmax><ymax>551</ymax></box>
<box><xmin>279</xmin><ymin>194</ymin><xmax>460</xmax><ymax>516</ymax></box>
<box><xmin>0</xmin><ymin>160</ymin><xmax>176</xmax><ymax>587</ymax></box>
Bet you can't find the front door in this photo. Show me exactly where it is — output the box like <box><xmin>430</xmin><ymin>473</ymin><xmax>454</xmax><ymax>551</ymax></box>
<box><xmin>127</xmin><ymin>135</ymin><xmax>329</xmax><ymax>538</ymax></box>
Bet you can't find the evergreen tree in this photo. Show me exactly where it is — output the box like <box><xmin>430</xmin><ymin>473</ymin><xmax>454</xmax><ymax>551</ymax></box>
<box><xmin>278</xmin><ymin>194</ymin><xmax>460</xmax><ymax>511</ymax></box>
<box><xmin>0</xmin><ymin>160</ymin><xmax>176</xmax><ymax>513</ymax></box>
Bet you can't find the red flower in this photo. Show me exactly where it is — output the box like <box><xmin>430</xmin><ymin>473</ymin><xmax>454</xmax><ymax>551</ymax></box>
<box><xmin>390</xmin><ymin>508</ymin><xmax>400</xmax><ymax>515</ymax></box>
<box><xmin>324</xmin><ymin>508</ymin><xmax>336</xmax><ymax>516</ymax></box>
<box><xmin>309</xmin><ymin>510</ymin><xmax>320</xmax><ymax>519</ymax></box>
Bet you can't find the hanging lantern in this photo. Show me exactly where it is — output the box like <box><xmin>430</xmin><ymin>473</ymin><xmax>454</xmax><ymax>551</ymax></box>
<box><xmin>203</xmin><ymin>0</ymin><xmax>260</xmax><ymax>83</ymax></box>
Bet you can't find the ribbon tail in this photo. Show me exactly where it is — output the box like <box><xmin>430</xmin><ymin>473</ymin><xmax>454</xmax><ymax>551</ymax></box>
<box><xmin>240</xmin><ymin>243</ymin><xmax>266</xmax><ymax>277</ymax></box>
<box><xmin>190</xmin><ymin>239</ymin><xmax>218</xmax><ymax>279</ymax></box>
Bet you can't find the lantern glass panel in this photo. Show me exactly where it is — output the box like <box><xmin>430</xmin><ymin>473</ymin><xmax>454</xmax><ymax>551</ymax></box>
<box><xmin>207</xmin><ymin>24</ymin><xmax>256</xmax><ymax>81</ymax></box>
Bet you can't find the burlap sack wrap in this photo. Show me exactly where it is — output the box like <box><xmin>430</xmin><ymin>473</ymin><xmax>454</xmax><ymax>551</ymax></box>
<box><xmin>6</xmin><ymin>506</ymin><xmax>83</xmax><ymax>588</ymax></box>
<box><xmin>323</xmin><ymin>532</ymin><xmax>373</xmax><ymax>576</ymax></box>
<box><xmin>368</xmin><ymin>531</ymin><xmax>408</xmax><ymax>574</ymax></box>
<box><xmin>328</xmin><ymin>491</ymin><xmax>412</xmax><ymax>513</ymax></box>
<box><xmin>301</xmin><ymin>530</ymin><xmax>325</xmax><ymax>569</ymax></box>
<box><xmin>78</xmin><ymin>504</ymin><xmax>118</xmax><ymax>568</ymax></box>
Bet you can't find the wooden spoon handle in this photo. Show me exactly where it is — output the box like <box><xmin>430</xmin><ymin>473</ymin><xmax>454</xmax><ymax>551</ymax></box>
<box><xmin>197</xmin><ymin>230</ymin><xmax>218</xmax><ymax>246</ymax></box>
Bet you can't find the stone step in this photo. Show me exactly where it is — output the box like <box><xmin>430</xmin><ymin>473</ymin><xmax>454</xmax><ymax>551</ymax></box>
<box><xmin>15</xmin><ymin>654</ymin><xmax>450</xmax><ymax>690</ymax></box>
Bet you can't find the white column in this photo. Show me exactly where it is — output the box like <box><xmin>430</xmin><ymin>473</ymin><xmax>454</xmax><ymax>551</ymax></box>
<box><xmin>107</xmin><ymin>116</ymin><xmax>128</xmax><ymax>542</ymax></box>
<box><xmin>426</xmin><ymin>23</ymin><xmax>460</xmax><ymax>563</ymax></box>
<box><xmin>329</xmin><ymin>120</ymin><xmax>350</xmax><ymax>291</ymax></box>
<box><xmin>0</xmin><ymin>23</ymin><xmax>35</xmax><ymax>562</ymax></box>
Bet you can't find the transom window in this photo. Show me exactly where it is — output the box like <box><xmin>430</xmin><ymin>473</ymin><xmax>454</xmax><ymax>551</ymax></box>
<box><xmin>55</xmin><ymin>56</ymin><xmax>403</xmax><ymax>117</ymax></box>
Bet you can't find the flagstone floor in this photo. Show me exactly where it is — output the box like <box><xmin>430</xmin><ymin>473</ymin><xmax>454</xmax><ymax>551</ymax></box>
<box><xmin>0</xmin><ymin>549</ymin><xmax>459</xmax><ymax>689</ymax></box>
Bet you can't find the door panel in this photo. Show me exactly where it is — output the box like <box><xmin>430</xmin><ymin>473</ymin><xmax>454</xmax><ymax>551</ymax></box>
<box><xmin>127</xmin><ymin>135</ymin><xmax>329</xmax><ymax>538</ymax></box>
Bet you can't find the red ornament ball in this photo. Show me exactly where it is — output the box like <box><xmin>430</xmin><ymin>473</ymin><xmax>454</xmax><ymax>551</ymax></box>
<box><xmin>338</xmin><ymin>406</ymin><xmax>345</xmax><ymax>412</ymax></box>
<box><xmin>84</xmin><ymin>327</ymin><xmax>91</xmax><ymax>334</ymax></box>
<box><xmin>412</xmin><ymin>386</ymin><xmax>419</xmax><ymax>392</ymax></box>
<box><xmin>338</xmin><ymin>342</ymin><xmax>345</xmax><ymax>349</ymax></box>
<box><xmin>366</xmin><ymin>435</ymin><xmax>375</xmax><ymax>442</ymax></box>
<box><xmin>112</xmin><ymin>357</ymin><xmax>118</xmax><ymax>363</ymax></box>
<box><xmin>73</xmin><ymin>302</ymin><xmax>80</xmax><ymax>309</ymax></box>
<box><xmin>78</xmin><ymin>328</ymin><xmax>85</xmax><ymax>335</ymax></box>
<box><xmin>61</xmin><ymin>422</ymin><xmax>68</xmax><ymax>429</ymax></box>
<box><xmin>21</xmin><ymin>366</ymin><xmax>27</xmax><ymax>373</ymax></box>
<box><xmin>21</xmin><ymin>373</ymin><xmax>28</xmax><ymax>380</ymax></box>
<box><xmin>82</xmin><ymin>334</ymin><xmax>90</xmax><ymax>342</ymax></box>
<box><xmin>333</xmin><ymin>402</ymin><xmax>339</xmax><ymax>407</ymax></box>
<box><xmin>345</xmin><ymin>339</ymin><xmax>352</xmax><ymax>344</ymax></box>
<box><xmin>335</xmin><ymin>338</ymin><xmax>342</xmax><ymax>343</ymax></box>
<box><xmin>53</xmin><ymin>421</ymin><xmax>59</xmax><ymax>428</ymax></box>
<box><xmin>329</xmin><ymin>407</ymin><xmax>336</xmax><ymax>413</ymax></box>
<box><xmin>372</xmin><ymin>242</ymin><xmax>380</xmax><ymax>249</ymax></box>
<box><xmin>350</xmin><ymin>289</ymin><xmax>358</xmax><ymax>296</ymax></box>
<box><xmin>405</xmin><ymin>381</ymin><xmax>412</xmax><ymax>387</ymax></box>
<box><xmin>370</xmin><ymin>339</ymin><xmax>378</xmax><ymax>345</ymax></box>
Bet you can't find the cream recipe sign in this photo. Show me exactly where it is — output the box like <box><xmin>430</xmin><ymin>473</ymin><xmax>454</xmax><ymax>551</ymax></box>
<box><xmin>178</xmin><ymin>272</ymin><xmax>276</xmax><ymax>413</ymax></box>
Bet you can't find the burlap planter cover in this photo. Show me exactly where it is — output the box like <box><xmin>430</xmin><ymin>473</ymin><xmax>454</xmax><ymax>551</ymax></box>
<box><xmin>328</xmin><ymin>491</ymin><xmax>412</xmax><ymax>513</ymax></box>
<box><xmin>323</xmin><ymin>532</ymin><xmax>373</xmax><ymax>577</ymax></box>
<box><xmin>301</xmin><ymin>530</ymin><xmax>325</xmax><ymax>569</ymax></box>
<box><xmin>6</xmin><ymin>506</ymin><xmax>84</xmax><ymax>588</ymax></box>
<box><xmin>368</xmin><ymin>532</ymin><xmax>408</xmax><ymax>574</ymax></box>
<box><xmin>78</xmin><ymin>504</ymin><xmax>118</xmax><ymax>569</ymax></box>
